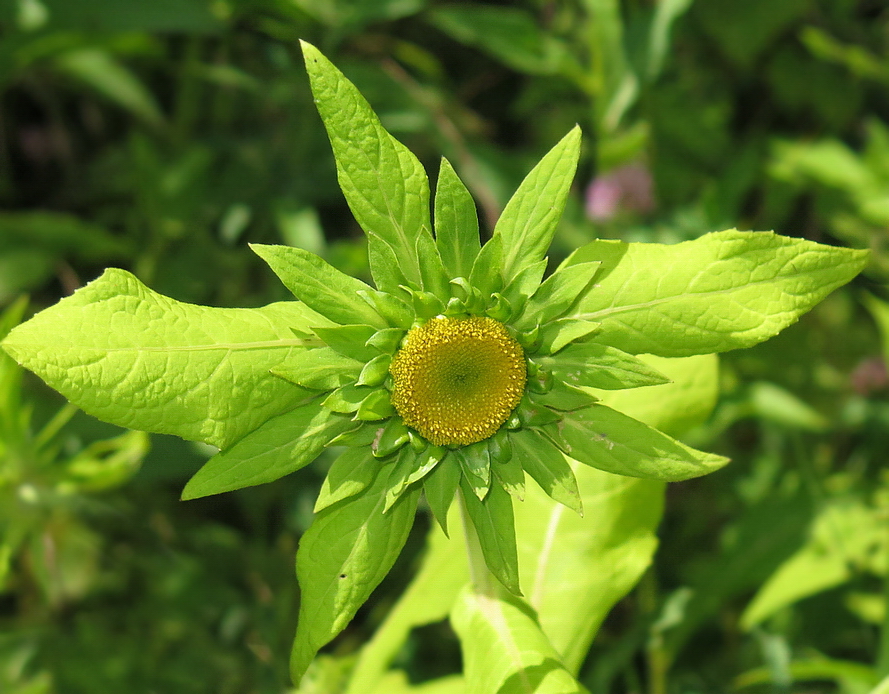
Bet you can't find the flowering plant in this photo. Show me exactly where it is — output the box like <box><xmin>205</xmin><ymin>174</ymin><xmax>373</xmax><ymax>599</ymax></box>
<box><xmin>1</xmin><ymin>41</ymin><xmax>868</xmax><ymax>691</ymax></box>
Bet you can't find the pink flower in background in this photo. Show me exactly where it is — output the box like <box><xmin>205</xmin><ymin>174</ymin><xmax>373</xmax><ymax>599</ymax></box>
<box><xmin>585</xmin><ymin>163</ymin><xmax>655</xmax><ymax>221</ymax></box>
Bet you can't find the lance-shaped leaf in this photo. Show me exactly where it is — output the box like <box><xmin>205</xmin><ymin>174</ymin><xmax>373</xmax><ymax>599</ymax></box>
<box><xmin>434</xmin><ymin>157</ymin><xmax>481</xmax><ymax>280</ymax></box>
<box><xmin>182</xmin><ymin>399</ymin><xmax>354</xmax><ymax>499</ymax></box>
<box><xmin>250</xmin><ymin>243</ymin><xmax>387</xmax><ymax>329</ymax></box>
<box><xmin>315</xmin><ymin>447</ymin><xmax>381</xmax><ymax>513</ymax></box>
<box><xmin>516</xmin><ymin>260</ymin><xmax>601</xmax><ymax>328</ymax></box>
<box><xmin>536</xmin><ymin>341</ymin><xmax>671</xmax><ymax>390</ymax></box>
<box><xmin>291</xmin><ymin>469</ymin><xmax>420</xmax><ymax>684</ymax></box>
<box><xmin>561</xmin><ymin>229</ymin><xmax>869</xmax><ymax>357</ymax></box>
<box><xmin>272</xmin><ymin>347</ymin><xmax>363</xmax><ymax>390</ymax></box>
<box><xmin>300</xmin><ymin>40</ymin><xmax>447</xmax><ymax>295</ymax></box>
<box><xmin>495</xmin><ymin>126</ymin><xmax>582</xmax><ymax>287</ymax></box>
<box><xmin>1</xmin><ymin>268</ymin><xmax>317</xmax><ymax>449</ymax></box>
<box><xmin>460</xmin><ymin>479</ymin><xmax>520</xmax><ymax>595</ymax></box>
<box><xmin>510</xmin><ymin>428</ymin><xmax>582</xmax><ymax>516</ymax></box>
<box><xmin>450</xmin><ymin>583</ymin><xmax>586</xmax><ymax>694</ymax></box>
<box><xmin>542</xmin><ymin>404</ymin><xmax>728</xmax><ymax>482</ymax></box>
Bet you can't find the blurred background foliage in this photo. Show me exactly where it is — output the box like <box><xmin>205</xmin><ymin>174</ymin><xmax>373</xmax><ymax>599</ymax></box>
<box><xmin>0</xmin><ymin>0</ymin><xmax>888</xmax><ymax>692</ymax></box>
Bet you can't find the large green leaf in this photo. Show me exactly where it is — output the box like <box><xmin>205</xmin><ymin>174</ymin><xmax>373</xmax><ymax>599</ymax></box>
<box><xmin>1</xmin><ymin>268</ymin><xmax>317</xmax><ymax>449</ymax></box>
<box><xmin>543</xmin><ymin>404</ymin><xmax>729</xmax><ymax>481</ymax></box>
<box><xmin>514</xmin><ymin>355</ymin><xmax>714</xmax><ymax>672</ymax></box>
<box><xmin>291</xmin><ymin>471</ymin><xmax>420</xmax><ymax>683</ymax></box>
<box><xmin>300</xmin><ymin>41</ymin><xmax>446</xmax><ymax>294</ymax></box>
<box><xmin>181</xmin><ymin>399</ymin><xmax>354</xmax><ymax>499</ymax></box>
<box><xmin>346</xmin><ymin>506</ymin><xmax>469</xmax><ymax>694</ymax></box>
<box><xmin>561</xmin><ymin>230</ymin><xmax>869</xmax><ymax>356</ymax></box>
<box><xmin>495</xmin><ymin>127</ymin><xmax>582</xmax><ymax>288</ymax></box>
<box><xmin>451</xmin><ymin>584</ymin><xmax>587</xmax><ymax>694</ymax></box>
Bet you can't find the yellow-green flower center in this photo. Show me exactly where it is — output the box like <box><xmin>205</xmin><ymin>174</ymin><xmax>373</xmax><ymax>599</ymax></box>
<box><xmin>389</xmin><ymin>316</ymin><xmax>526</xmax><ymax>446</ymax></box>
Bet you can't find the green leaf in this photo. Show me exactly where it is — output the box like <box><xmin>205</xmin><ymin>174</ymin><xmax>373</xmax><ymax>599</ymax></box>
<box><xmin>510</xmin><ymin>429</ymin><xmax>582</xmax><ymax>516</ymax></box>
<box><xmin>385</xmin><ymin>445</ymin><xmax>446</xmax><ymax>511</ymax></box>
<box><xmin>322</xmin><ymin>384</ymin><xmax>376</xmax><ymax>413</ymax></box>
<box><xmin>516</xmin><ymin>261</ymin><xmax>601</xmax><ymax>328</ymax></box>
<box><xmin>543</xmin><ymin>404</ymin><xmax>729</xmax><ymax>482</ymax></box>
<box><xmin>512</xmin><ymin>355</ymin><xmax>711</xmax><ymax>672</ymax></box>
<box><xmin>315</xmin><ymin>447</ymin><xmax>382</xmax><ymax>513</ymax></box>
<box><xmin>453</xmin><ymin>444</ymin><xmax>491</xmax><ymax>500</ymax></box>
<box><xmin>434</xmin><ymin>157</ymin><xmax>481</xmax><ymax>280</ymax></box>
<box><xmin>469</xmin><ymin>234</ymin><xmax>505</xmax><ymax>297</ymax></box>
<box><xmin>54</xmin><ymin>48</ymin><xmax>164</xmax><ymax>127</ymax></box>
<box><xmin>514</xmin><ymin>466</ymin><xmax>663</xmax><ymax>673</ymax></box>
<box><xmin>182</xmin><ymin>400</ymin><xmax>353</xmax><ymax>499</ymax></box>
<box><xmin>346</xmin><ymin>510</ymin><xmax>468</xmax><ymax>694</ymax></box>
<box><xmin>271</xmin><ymin>347</ymin><xmax>363</xmax><ymax>390</ymax></box>
<box><xmin>291</xmin><ymin>469</ymin><xmax>420</xmax><ymax>684</ymax></box>
<box><xmin>423</xmin><ymin>454</ymin><xmax>461</xmax><ymax>535</ymax></box>
<box><xmin>490</xmin><ymin>435</ymin><xmax>525</xmax><ymax>501</ymax></box>
<box><xmin>495</xmin><ymin>126</ymin><xmax>582</xmax><ymax>287</ymax></box>
<box><xmin>593</xmin><ymin>353</ymin><xmax>719</xmax><ymax>437</ymax></box>
<box><xmin>450</xmin><ymin>584</ymin><xmax>586</xmax><ymax>693</ymax></box>
<box><xmin>460</xmin><ymin>480</ymin><xmax>520</xmax><ymax>595</ymax></box>
<box><xmin>538</xmin><ymin>341</ymin><xmax>671</xmax><ymax>390</ymax></box>
<box><xmin>1</xmin><ymin>268</ymin><xmax>316</xmax><ymax>449</ymax></box>
<box><xmin>536</xmin><ymin>319</ymin><xmax>600</xmax><ymax>354</ymax></box>
<box><xmin>301</xmin><ymin>41</ymin><xmax>445</xmax><ymax>294</ymax></box>
<box><xmin>313</xmin><ymin>324</ymin><xmax>378</xmax><ymax>361</ymax></box>
<box><xmin>250</xmin><ymin>243</ymin><xmax>387</xmax><ymax>328</ymax></box>
<box><xmin>429</xmin><ymin>5</ymin><xmax>570</xmax><ymax>76</ymax></box>
<box><xmin>561</xmin><ymin>230</ymin><xmax>870</xmax><ymax>357</ymax></box>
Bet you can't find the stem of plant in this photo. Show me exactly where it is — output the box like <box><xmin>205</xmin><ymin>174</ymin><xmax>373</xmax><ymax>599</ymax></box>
<box><xmin>458</xmin><ymin>488</ymin><xmax>497</xmax><ymax>597</ymax></box>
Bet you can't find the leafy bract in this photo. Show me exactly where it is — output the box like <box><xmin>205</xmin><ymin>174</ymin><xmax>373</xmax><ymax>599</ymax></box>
<box><xmin>434</xmin><ymin>157</ymin><xmax>481</xmax><ymax>280</ymax></box>
<box><xmin>1</xmin><ymin>268</ymin><xmax>317</xmax><ymax>449</ymax></box>
<box><xmin>300</xmin><ymin>41</ymin><xmax>446</xmax><ymax>295</ymax></box>
<box><xmin>543</xmin><ymin>404</ymin><xmax>729</xmax><ymax>481</ymax></box>
<box><xmin>271</xmin><ymin>347</ymin><xmax>363</xmax><ymax>390</ymax></box>
<box><xmin>536</xmin><ymin>341</ymin><xmax>670</xmax><ymax>390</ymax></box>
<box><xmin>495</xmin><ymin>126</ymin><xmax>582</xmax><ymax>288</ymax></box>
<box><xmin>509</xmin><ymin>428</ymin><xmax>582</xmax><ymax>515</ymax></box>
<box><xmin>250</xmin><ymin>243</ymin><xmax>386</xmax><ymax>328</ymax></box>
<box><xmin>315</xmin><ymin>447</ymin><xmax>380</xmax><ymax>513</ymax></box>
<box><xmin>516</xmin><ymin>261</ymin><xmax>601</xmax><ymax>328</ymax></box>
<box><xmin>292</xmin><ymin>468</ymin><xmax>420</xmax><ymax>684</ymax></box>
<box><xmin>561</xmin><ymin>229</ymin><xmax>869</xmax><ymax>357</ymax></box>
<box><xmin>181</xmin><ymin>399</ymin><xmax>354</xmax><ymax>499</ymax></box>
<box><xmin>460</xmin><ymin>480</ymin><xmax>520</xmax><ymax>595</ymax></box>
<box><xmin>451</xmin><ymin>584</ymin><xmax>586</xmax><ymax>694</ymax></box>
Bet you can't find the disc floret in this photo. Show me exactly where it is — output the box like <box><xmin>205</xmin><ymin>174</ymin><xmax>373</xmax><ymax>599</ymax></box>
<box><xmin>389</xmin><ymin>316</ymin><xmax>526</xmax><ymax>446</ymax></box>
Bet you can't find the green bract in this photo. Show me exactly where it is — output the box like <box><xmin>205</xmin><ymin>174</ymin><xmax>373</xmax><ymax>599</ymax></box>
<box><xmin>0</xmin><ymin>41</ymin><xmax>869</xmax><ymax>687</ymax></box>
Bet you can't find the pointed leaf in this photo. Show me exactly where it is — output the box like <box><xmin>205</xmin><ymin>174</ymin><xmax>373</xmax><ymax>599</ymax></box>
<box><xmin>301</xmin><ymin>41</ymin><xmax>440</xmax><ymax>292</ymax></box>
<box><xmin>423</xmin><ymin>454</ymin><xmax>461</xmax><ymax>536</ymax></box>
<box><xmin>313</xmin><ymin>324</ymin><xmax>378</xmax><ymax>361</ymax></box>
<box><xmin>451</xmin><ymin>584</ymin><xmax>586</xmax><ymax>694</ymax></box>
<box><xmin>561</xmin><ymin>229</ymin><xmax>869</xmax><ymax>356</ymax></box>
<box><xmin>315</xmin><ymin>447</ymin><xmax>382</xmax><ymax>512</ymax></box>
<box><xmin>516</xmin><ymin>261</ymin><xmax>601</xmax><ymax>328</ymax></box>
<box><xmin>538</xmin><ymin>341</ymin><xmax>670</xmax><ymax>390</ymax></box>
<box><xmin>537</xmin><ymin>319</ymin><xmax>600</xmax><ymax>354</ymax></box>
<box><xmin>460</xmin><ymin>480</ymin><xmax>520</xmax><ymax>595</ymax></box>
<box><xmin>469</xmin><ymin>234</ymin><xmax>504</xmax><ymax>297</ymax></box>
<box><xmin>1</xmin><ymin>268</ymin><xmax>316</xmax><ymax>449</ymax></box>
<box><xmin>543</xmin><ymin>404</ymin><xmax>729</xmax><ymax>482</ymax></box>
<box><xmin>182</xmin><ymin>399</ymin><xmax>354</xmax><ymax>499</ymax></box>
<box><xmin>453</xmin><ymin>444</ymin><xmax>491</xmax><ymax>500</ymax></box>
<box><xmin>291</xmin><ymin>470</ymin><xmax>420</xmax><ymax>683</ymax></box>
<box><xmin>250</xmin><ymin>243</ymin><xmax>386</xmax><ymax>328</ymax></box>
<box><xmin>434</xmin><ymin>157</ymin><xmax>481</xmax><ymax>279</ymax></box>
<box><xmin>495</xmin><ymin>126</ymin><xmax>582</xmax><ymax>287</ymax></box>
<box><xmin>346</xmin><ymin>512</ymin><xmax>468</xmax><ymax>694</ymax></box>
<box><xmin>271</xmin><ymin>347</ymin><xmax>363</xmax><ymax>390</ymax></box>
<box><xmin>510</xmin><ymin>428</ymin><xmax>582</xmax><ymax>515</ymax></box>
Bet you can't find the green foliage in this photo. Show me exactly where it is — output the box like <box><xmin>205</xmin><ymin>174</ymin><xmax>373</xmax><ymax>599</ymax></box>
<box><xmin>1</xmin><ymin>1</ymin><xmax>886</xmax><ymax>692</ymax></box>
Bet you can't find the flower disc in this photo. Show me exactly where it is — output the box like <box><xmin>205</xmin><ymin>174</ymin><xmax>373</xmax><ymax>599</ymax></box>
<box><xmin>389</xmin><ymin>316</ymin><xmax>526</xmax><ymax>446</ymax></box>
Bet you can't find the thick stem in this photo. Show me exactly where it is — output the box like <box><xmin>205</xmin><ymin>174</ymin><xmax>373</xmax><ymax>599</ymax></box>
<box><xmin>458</xmin><ymin>487</ymin><xmax>497</xmax><ymax>597</ymax></box>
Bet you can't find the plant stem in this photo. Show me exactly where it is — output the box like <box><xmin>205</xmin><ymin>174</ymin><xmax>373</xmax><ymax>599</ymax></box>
<box><xmin>458</xmin><ymin>488</ymin><xmax>497</xmax><ymax>597</ymax></box>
